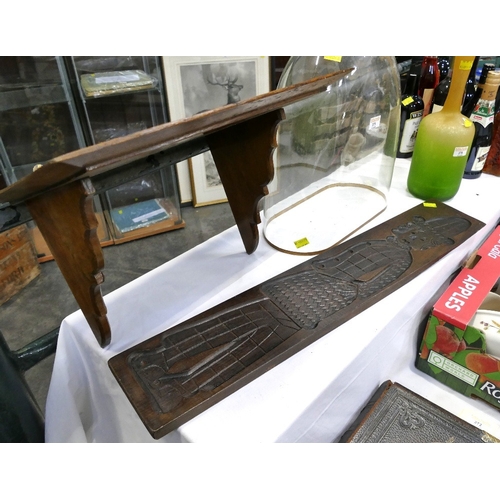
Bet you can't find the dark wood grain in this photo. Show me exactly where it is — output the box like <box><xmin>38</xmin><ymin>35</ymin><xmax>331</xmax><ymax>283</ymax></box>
<box><xmin>0</xmin><ymin>69</ymin><xmax>352</xmax><ymax>347</ymax></box>
<box><xmin>109</xmin><ymin>202</ymin><xmax>484</xmax><ymax>439</ymax></box>
<box><xmin>207</xmin><ymin>110</ymin><xmax>284</xmax><ymax>254</ymax></box>
<box><xmin>26</xmin><ymin>179</ymin><xmax>110</xmax><ymax>347</ymax></box>
<box><xmin>0</xmin><ymin>225</ymin><xmax>40</xmax><ymax>307</ymax></box>
<box><xmin>0</xmin><ymin>69</ymin><xmax>352</xmax><ymax>205</ymax></box>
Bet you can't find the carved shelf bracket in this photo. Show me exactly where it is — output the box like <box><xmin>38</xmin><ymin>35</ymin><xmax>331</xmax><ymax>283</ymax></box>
<box><xmin>207</xmin><ymin>109</ymin><xmax>284</xmax><ymax>254</ymax></box>
<box><xmin>26</xmin><ymin>179</ymin><xmax>110</xmax><ymax>347</ymax></box>
<box><xmin>0</xmin><ymin>69</ymin><xmax>352</xmax><ymax>347</ymax></box>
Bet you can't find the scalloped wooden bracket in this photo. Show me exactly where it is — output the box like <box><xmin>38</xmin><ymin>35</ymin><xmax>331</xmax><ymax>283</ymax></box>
<box><xmin>207</xmin><ymin>109</ymin><xmax>283</xmax><ymax>254</ymax></box>
<box><xmin>25</xmin><ymin>179</ymin><xmax>111</xmax><ymax>347</ymax></box>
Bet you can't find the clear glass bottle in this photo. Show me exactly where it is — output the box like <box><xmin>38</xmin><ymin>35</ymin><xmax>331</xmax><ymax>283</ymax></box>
<box><xmin>407</xmin><ymin>56</ymin><xmax>476</xmax><ymax>201</ymax></box>
<box><xmin>262</xmin><ymin>56</ymin><xmax>401</xmax><ymax>255</ymax></box>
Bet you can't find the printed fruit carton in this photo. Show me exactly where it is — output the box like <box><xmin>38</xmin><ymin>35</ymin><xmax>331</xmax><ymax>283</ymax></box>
<box><xmin>416</xmin><ymin>225</ymin><xmax>500</xmax><ymax>410</ymax></box>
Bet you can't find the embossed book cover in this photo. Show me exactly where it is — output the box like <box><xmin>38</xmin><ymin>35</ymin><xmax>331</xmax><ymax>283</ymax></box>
<box><xmin>338</xmin><ymin>381</ymin><xmax>498</xmax><ymax>443</ymax></box>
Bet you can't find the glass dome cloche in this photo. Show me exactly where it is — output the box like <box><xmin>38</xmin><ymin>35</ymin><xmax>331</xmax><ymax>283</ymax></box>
<box><xmin>262</xmin><ymin>56</ymin><xmax>401</xmax><ymax>255</ymax></box>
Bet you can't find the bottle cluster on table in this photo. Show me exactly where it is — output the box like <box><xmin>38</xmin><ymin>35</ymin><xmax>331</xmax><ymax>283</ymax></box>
<box><xmin>397</xmin><ymin>55</ymin><xmax>500</xmax><ymax>201</ymax></box>
<box><xmin>483</xmin><ymin>84</ymin><xmax>500</xmax><ymax>176</ymax></box>
<box><xmin>463</xmin><ymin>70</ymin><xmax>500</xmax><ymax>178</ymax></box>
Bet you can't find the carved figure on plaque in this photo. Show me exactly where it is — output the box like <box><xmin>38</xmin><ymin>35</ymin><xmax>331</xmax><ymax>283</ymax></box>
<box><xmin>127</xmin><ymin>214</ymin><xmax>471</xmax><ymax>415</ymax></box>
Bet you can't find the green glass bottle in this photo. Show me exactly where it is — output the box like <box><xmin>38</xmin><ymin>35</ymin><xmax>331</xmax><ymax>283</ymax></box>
<box><xmin>407</xmin><ymin>56</ymin><xmax>476</xmax><ymax>201</ymax></box>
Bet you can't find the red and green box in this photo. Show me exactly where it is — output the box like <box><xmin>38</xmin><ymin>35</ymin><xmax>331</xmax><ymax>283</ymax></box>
<box><xmin>416</xmin><ymin>226</ymin><xmax>500</xmax><ymax>410</ymax></box>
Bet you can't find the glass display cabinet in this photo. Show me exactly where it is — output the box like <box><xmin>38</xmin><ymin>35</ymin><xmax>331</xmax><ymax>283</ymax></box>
<box><xmin>0</xmin><ymin>56</ymin><xmax>84</xmax><ymax>182</ymax></box>
<box><xmin>0</xmin><ymin>56</ymin><xmax>111</xmax><ymax>261</ymax></box>
<box><xmin>0</xmin><ymin>56</ymin><xmax>184</xmax><ymax>259</ymax></box>
<box><xmin>66</xmin><ymin>56</ymin><xmax>184</xmax><ymax>243</ymax></box>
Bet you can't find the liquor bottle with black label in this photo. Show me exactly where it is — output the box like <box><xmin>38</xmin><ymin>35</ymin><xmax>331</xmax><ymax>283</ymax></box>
<box><xmin>463</xmin><ymin>71</ymin><xmax>500</xmax><ymax>179</ymax></box>
<box><xmin>397</xmin><ymin>72</ymin><xmax>424</xmax><ymax>158</ymax></box>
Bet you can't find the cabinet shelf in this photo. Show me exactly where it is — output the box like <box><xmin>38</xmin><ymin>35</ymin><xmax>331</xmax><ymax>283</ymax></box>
<box><xmin>104</xmin><ymin>198</ymin><xmax>185</xmax><ymax>244</ymax></box>
<box><xmin>0</xmin><ymin>83</ymin><xmax>71</xmax><ymax>112</ymax></box>
<box><xmin>68</xmin><ymin>56</ymin><xmax>179</xmax><ymax>246</ymax></box>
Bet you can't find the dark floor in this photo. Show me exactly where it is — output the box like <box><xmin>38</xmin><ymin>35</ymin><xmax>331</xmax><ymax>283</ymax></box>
<box><xmin>0</xmin><ymin>202</ymin><xmax>235</xmax><ymax>416</ymax></box>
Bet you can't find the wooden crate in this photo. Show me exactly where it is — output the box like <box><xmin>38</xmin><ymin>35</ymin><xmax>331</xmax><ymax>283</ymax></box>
<box><xmin>0</xmin><ymin>225</ymin><xmax>41</xmax><ymax>306</ymax></box>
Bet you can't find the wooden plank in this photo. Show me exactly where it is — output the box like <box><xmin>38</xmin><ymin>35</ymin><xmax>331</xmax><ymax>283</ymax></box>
<box><xmin>0</xmin><ymin>225</ymin><xmax>31</xmax><ymax>261</ymax></box>
<box><xmin>0</xmin><ymin>69</ymin><xmax>352</xmax><ymax>205</ymax></box>
<box><xmin>0</xmin><ymin>225</ymin><xmax>40</xmax><ymax>306</ymax></box>
<box><xmin>109</xmin><ymin>202</ymin><xmax>485</xmax><ymax>439</ymax></box>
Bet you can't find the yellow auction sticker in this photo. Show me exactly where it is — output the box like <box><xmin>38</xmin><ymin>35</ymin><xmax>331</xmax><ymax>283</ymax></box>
<box><xmin>458</xmin><ymin>59</ymin><xmax>473</xmax><ymax>71</ymax></box>
<box><xmin>324</xmin><ymin>56</ymin><xmax>342</xmax><ymax>62</ymax></box>
<box><xmin>423</xmin><ymin>202</ymin><xmax>437</xmax><ymax>208</ymax></box>
<box><xmin>294</xmin><ymin>237</ymin><xmax>310</xmax><ymax>249</ymax></box>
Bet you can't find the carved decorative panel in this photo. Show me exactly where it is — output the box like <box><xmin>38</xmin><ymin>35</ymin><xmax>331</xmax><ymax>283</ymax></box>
<box><xmin>109</xmin><ymin>202</ymin><xmax>484</xmax><ymax>439</ymax></box>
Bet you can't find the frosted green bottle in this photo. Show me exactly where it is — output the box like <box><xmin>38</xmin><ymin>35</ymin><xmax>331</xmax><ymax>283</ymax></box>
<box><xmin>407</xmin><ymin>56</ymin><xmax>476</xmax><ymax>201</ymax></box>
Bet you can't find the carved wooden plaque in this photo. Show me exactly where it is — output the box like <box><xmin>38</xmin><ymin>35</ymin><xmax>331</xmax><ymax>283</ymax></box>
<box><xmin>109</xmin><ymin>202</ymin><xmax>484</xmax><ymax>439</ymax></box>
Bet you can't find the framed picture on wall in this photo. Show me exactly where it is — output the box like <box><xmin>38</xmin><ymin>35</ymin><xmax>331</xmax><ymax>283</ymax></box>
<box><xmin>162</xmin><ymin>56</ymin><xmax>271</xmax><ymax>206</ymax></box>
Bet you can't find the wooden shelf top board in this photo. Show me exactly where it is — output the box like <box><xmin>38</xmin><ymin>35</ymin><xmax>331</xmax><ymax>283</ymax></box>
<box><xmin>0</xmin><ymin>69</ymin><xmax>352</xmax><ymax>205</ymax></box>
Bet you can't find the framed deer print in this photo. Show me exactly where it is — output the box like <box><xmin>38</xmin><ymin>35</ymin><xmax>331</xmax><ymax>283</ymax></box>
<box><xmin>162</xmin><ymin>56</ymin><xmax>271</xmax><ymax>206</ymax></box>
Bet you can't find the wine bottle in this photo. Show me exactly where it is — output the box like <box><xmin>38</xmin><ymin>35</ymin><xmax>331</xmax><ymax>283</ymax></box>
<box><xmin>407</xmin><ymin>56</ymin><xmax>476</xmax><ymax>201</ymax></box>
<box><xmin>483</xmin><ymin>89</ymin><xmax>500</xmax><ymax>175</ymax></box>
<box><xmin>462</xmin><ymin>56</ymin><xmax>480</xmax><ymax>112</ymax></box>
<box><xmin>463</xmin><ymin>71</ymin><xmax>500</xmax><ymax>179</ymax></box>
<box><xmin>479</xmin><ymin>63</ymin><xmax>495</xmax><ymax>84</ymax></box>
<box><xmin>397</xmin><ymin>73</ymin><xmax>424</xmax><ymax>158</ymax></box>
<box><xmin>437</xmin><ymin>57</ymin><xmax>451</xmax><ymax>81</ymax></box>
<box><xmin>418</xmin><ymin>56</ymin><xmax>440</xmax><ymax>117</ymax></box>
<box><xmin>462</xmin><ymin>62</ymin><xmax>496</xmax><ymax>117</ymax></box>
<box><xmin>431</xmin><ymin>74</ymin><xmax>451</xmax><ymax>113</ymax></box>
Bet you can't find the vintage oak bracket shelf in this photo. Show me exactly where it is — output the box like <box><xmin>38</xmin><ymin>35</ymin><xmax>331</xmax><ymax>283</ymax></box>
<box><xmin>0</xmin><ymin>69</ymin><xmax>352</xmax><ymax>347</ymax></box>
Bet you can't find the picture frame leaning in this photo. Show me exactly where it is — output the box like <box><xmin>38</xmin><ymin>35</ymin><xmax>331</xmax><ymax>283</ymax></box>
<box><xmin>162</xmin><ymin>56</ymin><xmax>271</xmax><ymax>206</ymax></box>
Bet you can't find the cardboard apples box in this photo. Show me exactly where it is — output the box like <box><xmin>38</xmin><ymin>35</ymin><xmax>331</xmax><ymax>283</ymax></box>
<box><xmin>416</xmin><ymin>225</ymin><xmax>500</xmax><ymax>410</ymax></box>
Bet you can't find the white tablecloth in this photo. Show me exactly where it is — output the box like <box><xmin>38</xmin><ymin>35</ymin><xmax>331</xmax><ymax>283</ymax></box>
<box><xmin>45</xmin><ymin>159</ymin><xmax>500</xmax><ymax>442</ymax></box>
